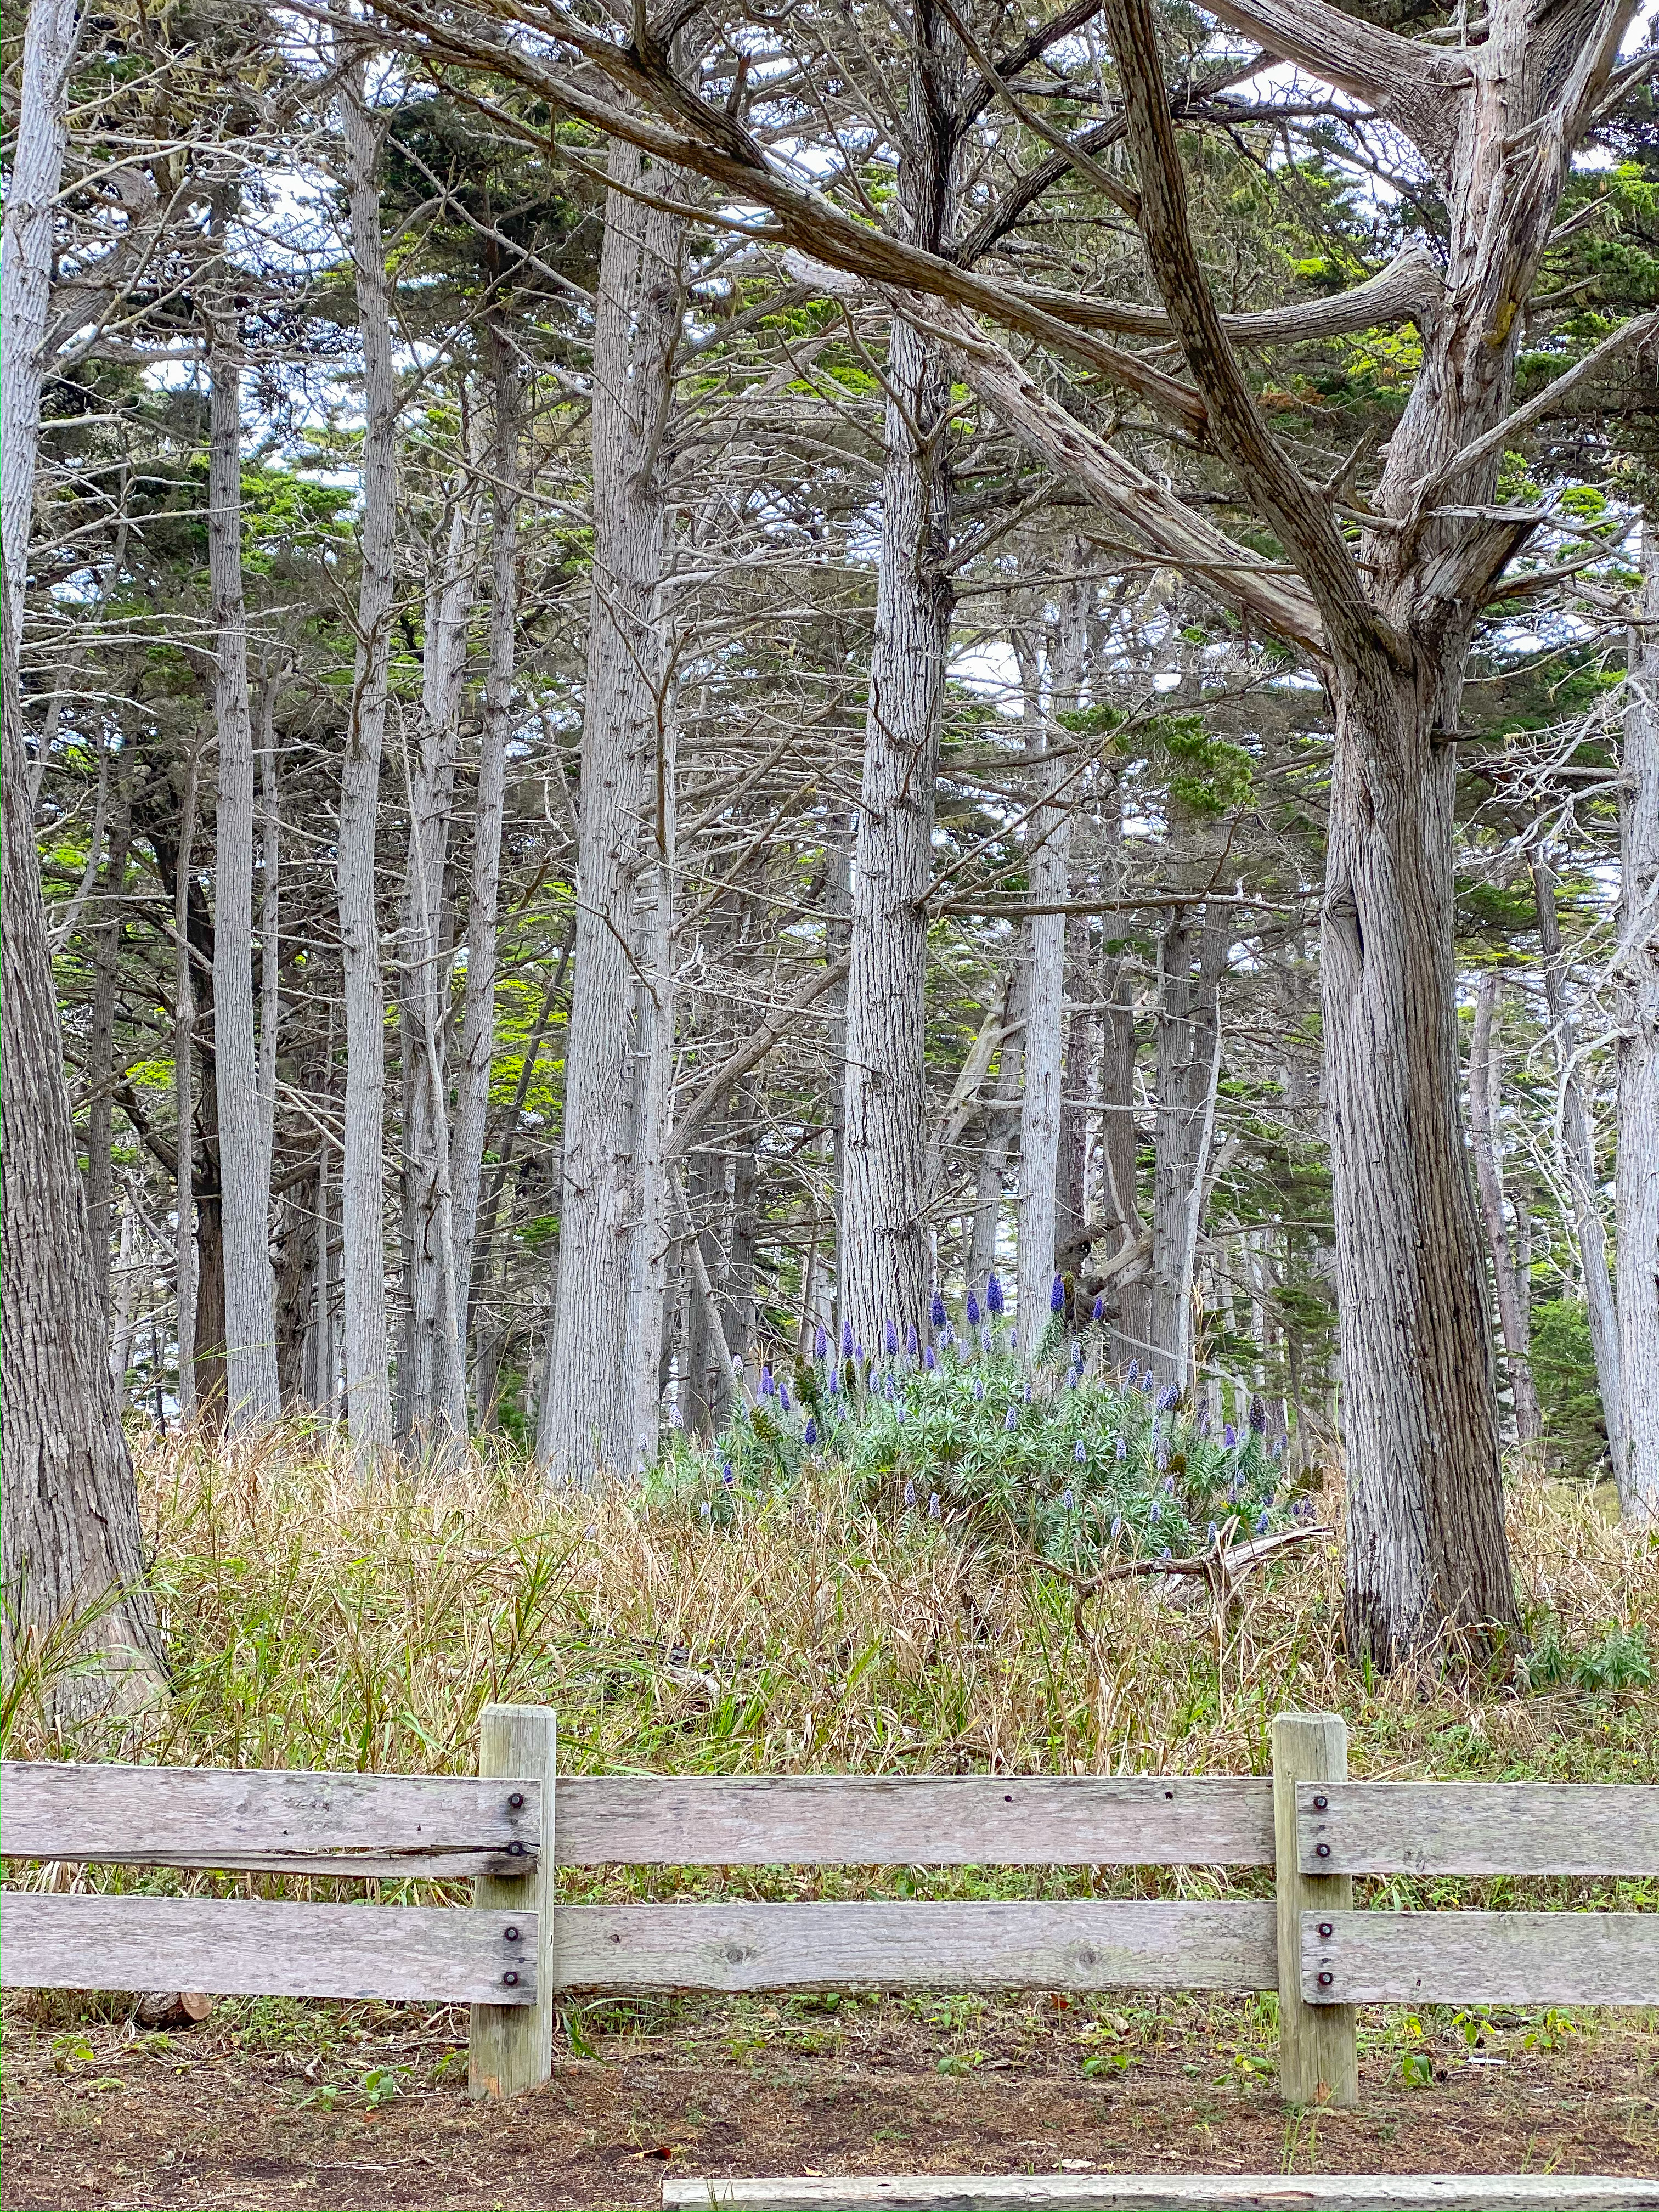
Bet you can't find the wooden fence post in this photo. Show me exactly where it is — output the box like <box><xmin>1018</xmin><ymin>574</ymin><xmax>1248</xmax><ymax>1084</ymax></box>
<box><xmin>1272</xmin><ymin>1709</ymin><xmax>1358</xmax><ymax>2107</ymax></box>
<box><xmin>469</xmin><ymin>1704</ymin><xmax>556</xmax><ymax>2100</ymax></box>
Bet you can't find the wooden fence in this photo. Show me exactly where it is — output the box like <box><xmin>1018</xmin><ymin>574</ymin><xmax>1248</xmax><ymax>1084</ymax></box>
<box><xmin>3</xmin><ymin>1707</ymin><xmax>1656</xmax><ymax>2104</ymax></box>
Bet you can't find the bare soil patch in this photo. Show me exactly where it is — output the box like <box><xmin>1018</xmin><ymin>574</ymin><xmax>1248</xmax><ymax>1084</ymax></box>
<box><xmin>4</xmin><ymin>1994</ymin><xmax>1656</xmax><ymax>2212</ymax></box>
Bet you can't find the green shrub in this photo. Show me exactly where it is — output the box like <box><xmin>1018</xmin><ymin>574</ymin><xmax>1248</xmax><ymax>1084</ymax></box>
<box><xmin>1529</xmin><ymin>1297</ymin><xmax>1609</xmax><ymax>1481</ymax></box>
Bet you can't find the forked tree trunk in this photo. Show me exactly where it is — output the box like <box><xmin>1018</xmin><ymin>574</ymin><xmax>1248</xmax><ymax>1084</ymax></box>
<box><xmin>1615</xmin><ymin>557</ymin><xmax>1658</xmax><ymax>1522</ymax></box>
<box><xmin>1468</xmin><ymin>972</ymin><xmax>1542</xmax><ymax>1455</ymax></box>
<box><xmin>3</xmin><ymin>585</ymin><xmax>163</xmax><ymax>1714</ymax></box>
<box><xmin>206</xmin><ymin>315</ymin><xmax>280</xmax><ymax>1427</ymax></box>
<box><xmin>538</xmin><ymin>135</ymin><xmax>683</xmax><ymax>1485</ymax></box>
<box><xmin>336</xmin><ymin>64</ymin><xmax>397</xmax><ymax>1456</ymax></box>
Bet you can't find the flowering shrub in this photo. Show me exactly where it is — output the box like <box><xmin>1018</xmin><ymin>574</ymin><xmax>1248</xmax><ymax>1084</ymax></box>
<box><xmin>650</xmin><ymin>1306</ymin><xmax>1299</xmax><ymax>1569</ymax></box>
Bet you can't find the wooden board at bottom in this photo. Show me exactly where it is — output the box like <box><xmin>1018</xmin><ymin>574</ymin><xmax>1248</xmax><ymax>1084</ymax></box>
<box><xmin>555</xmin><ymin>1900</ymin><xmax>1275</xmax><ymax>1993</ymax></box>
<box><xmin>0</xmin><ymin>1892</ymin><xmax>536</xmax><ymax>2005</ymax></box>
<box><xmin>662</xmin><ymin>2179</ymin><xmax>1659</xmax><ymax>2211</ymax></box>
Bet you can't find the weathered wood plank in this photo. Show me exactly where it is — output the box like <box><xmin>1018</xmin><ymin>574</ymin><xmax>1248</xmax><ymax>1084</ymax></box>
<box><xmin>555</xmin><ymin>1775</ymin><xmax>1274</xmax><ymax>1866</ymax></box>
<box><xmin>554</xmin><ymin>1899</ymin><xmax>1276</xmax><ymax>1993</ymax></box>
<box><xmin>0</xmin><ymin>1761</ymin><xmax>540</xmax><ymax>1877</ymax></box>
<box><xmin>470</xmin><ymin>1705</ymin><xmax>556</xmax><ymax>2100</ymax></box>
<box><xmin>1297</xmin><ymin>1782</ymin><xmax>1659</xmax><ymax>1875</ymax></box>
<box><xmin>0</xmin><ymin>1892</ymin><xmax>537</xmax><ymax>2005</ymax></box>
<box><xmin>662</xmin><ymin>2179</ymin><xmax>1659</xmax><ymax>2210</ymax></box>
<box><xmin>1301</xmin><ymin>1911</ymin><xmax>1659</xmax><ymax>2006</ymax></box>
<box><xmin>1273</xmin><ymin>1713</ymin><xmax>1357</xmax><ymax>2107</ymax></box>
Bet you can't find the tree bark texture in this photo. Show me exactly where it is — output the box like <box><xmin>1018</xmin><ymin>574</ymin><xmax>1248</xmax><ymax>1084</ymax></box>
<box><xmin>1150</xmin><ymin>906</ymin><xmax>1222</xmax><ymax>1390</ymax></box>
<box><xmin>84</xmin><ymin>779</ymin><xmax>132</xmax><ymax>1316</ymax></box>
<box><xmin>1468</xmin><ymin>973</ymin><xmax>1542</xmax><ymax>1453</ymax></box>
<box><xmin>337</xmin><ymin>66</ymin><xmax>397</xmax><ymax>1456</ymax></box>
<box><xmin>2</xmin><ymin>579</ymin><xmax>163</xmax><ymax>1715</ymax></box>
<box><xmin>538</xmin><ymin>135</ymin><xmax>682</xmax><ymax>1485</ymax></box>
<box><xmin>170</xmin><ymin>756</ymin><xmax>200</xmax><ymax>1421</ymax></box>
<box><xmin>1616</xmin><ymin>557</ymin><xmax>1659</xmax><ymax>1522</ymax></box>
<box><xmin>206</xmin><ymin>320</ymin><xmax>280</xmax><ymax>1428</ymax></box>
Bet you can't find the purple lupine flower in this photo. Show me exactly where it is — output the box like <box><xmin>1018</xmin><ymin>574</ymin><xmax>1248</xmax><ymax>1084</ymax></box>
<box><xmin>669</xmin><ymin>1402</ymin><xmax>684</xmax><ymax>1429</ymax></box>
<box><xmin>1163</xmin><ymin>1474</ymin><xmax>1176</xmax><ymax>1494</ymax></box>
<box><xmin>815</xmin><ymin>1323</ymin><xmax>830</xmax><ymax>1361</ymax></box>
<box><xmin>903</xmin><ymin>1480</ymin><xmax>915</xmax><ymax>1508</ymax></box>
<box><xmin>1127</xmin><ymin>1359</ymin><xmax>1139</xmax><ymax>1386</ymax></box>
<box><xmin>894</xmin><ymin>1401</ymin><xmax>906</xmax><ymax>1424</ymax></box>
<box><xmin>1004</xmin><ymin>1405</ymin><xmax>1018</xmax><ymax>1432</ymax></box>
<box><xmin>1115</xmin><ymin>1436</ymin><xmax>1127</xmax><ymax>1462</ymax></box>
<box><xmin>760</xmin><ymin>1365</ymin><xmax>775</xmax><ymax>1400</ymax></box>
<box><xmin>1008</xmin><ymin>1329</ymin><xmax>1019</xmax><ymax>1354</ymax></box>
<box><xmin>1223</xmin><ymin>1422</ymin><xmax>1238</xmax><ymax>1450</ymax></box>
<box><xmin>931</xmin><ymin>1289</ymin><xmax>947</xmax><ymax>1329</ymax></box>
<box><xmin>1066</xmin><ymin>1369</ymin><xmax>1080</xmax><ymax>1390</ymax></box>
<box><xmin>1074</xmin><ymin>1438</ymin><xmax>1087</xmax><ymax>1464</ymax></box>
<box><xmin>722</xmin><ymin>1462</ymin><xmax>735</xmax><ymax>1487</ymax></box>
<box><xmin>1023</xmin><ymin>1381</ymin><xmax>1032</xmax><ymax>1403</ymax></box>
<box><xmin>980</xmin><ymin>1328</ymin><xmax>992</xmax><ymax>1354</ymax></box>
<box><xmin>1156</xmin><ymin>1449</ymin><xmax>1170</xmax><ymax>1473</ymax></box>
<box><xmin>1156</xmin><ymin>1383</ymin><xmax>1177</xmax><ymax>1413</ymax></box>
<box><xmin>828</xmin><ymin>1368</ymin><xmax>840</xmax><ymax>1397</ymax></box>
<box><xmin>778</xmin><ymin>1383</ymin><xmax>791</xmax><ymax>1413</ymax></box>
<box><xmin>1061</xmin><ymin>1488</ymin><xmax>1074</xmax><ymax>1511</ymax></box>
<box><xmin>885</xmin><ymin>1317</ymin><xmax>900</xmax><ymax>1358</ymax></box>
<box><xmin>1227</xmin><ymin>1482</ymin><xmax>1240</xmax><ymax>1505</ymax></box>
<box><xmin>1143</xmin><ymin>1373</ymin><xmax>1155</xmax><ymax>1396</ymax></box>
<box><xmin>855</xmin><ymin>1340</ymin><xmax>866</xmax><ymax>1365</ymax></box>
<box><xmin>906</xmin><ymin>1322</ymin><xmax>918</xmax><ymax>1357</ymax></box>
<box><xmin>1160</xmin><ymin>1545</ymin><xmax>1172</xmax><ymax>1561</ymax></box>
<box><xmin>923</xmin><ymin>1346</ymin><xmax>936</xmax><ymax>1372</ymax></box>
<box><xmin>1149</xmin><ymin>1496</ymin><xmax>1161</xmax><ymax>1523</ymax></box>
<box><xmin>804</xmin><ymin>1417</ymin><xmax>818</xmax><ymax>1447</ymax></box>
<box><xmin>929</xmin><ymin>1492</ymin><xmax>942</xmax><ymax>1520</ymax></box>
<box><xmin>1256</xmin><ymin>1510</ymin><xmax>1271</xmax><ymax>1534</ymax></box>
<box><xmin>842</xmin><ymin>1319</ymin><xmax>855</xmax><ymax>1359</ymax></box>
<box><xmin>986</xmin><ymin>1273</ymin><xmax>1004</xmax><ymax>1317</ymax></box>
<box><xmin>1249</xmin><ymin>1397</ymin><xmax>1268</xmax><ymax>1434</ymax></box>
<box><xmin>1091</xmin><ymin>1294</ymin><xmax>1106</xmax><ymax>1323</ymax></box>
<box><xmin>973</xmin><ymin>1378</ymin><xmax>985</xmax><ymax>1402</ymax></box>
<box><xmin>884</xmin><ymin>1373</ymin><xmax>897</xmax><ymax>1401</ymax></box>
<box><xmin>966</xmin><ymin>1289</ymin><xmax>981</xmax><ymax>1328</ymax></box>
<box><xmin>1050</xmin><ymin>1274</ymin><xmax>1065</xmax><ymax>1314</ymax></box>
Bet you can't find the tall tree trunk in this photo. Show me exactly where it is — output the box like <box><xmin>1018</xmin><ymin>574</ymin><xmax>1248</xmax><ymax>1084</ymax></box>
<box><xmin>397</xmin><ymin>493</ymin><xmax>471</xmax><ymax>1447</ymax></box>
<box><xmin>1150</xmin><ymin>901</ymin><xmax>1223</xmax><ymax>1389</ymax></box>
<box><xmin>538</xmin><ymin>134</ymin><xmax>684</xmax><ymax>1485</ymax></box>
<box><xmin>206</xmin><ymin>315</ymin><xmax>280</xmax><ymax>1427</ymax></box>
<box><xmin>1468</xmin><ymin>972</ymin><xmax>1542</xmax><ymax>1455</ymax></box>
<box><xmin>1099</xmin><ymin>961</ymin><xmax>1146</xmax><ymax>1371</ymax></box>
<box><xmin>620</xmin><ymin>708</ymin><xmax>676</xmax><ymax>1471</ymax></box>
<box><xmin>3</xmin><ymin>582</ymin><xmax>163</xmax><ymax>1713</ymax></box>
<box><xmin>170</xmin><ymin>755</ymin><xmax>200</xmax><ymax>1421</ymax></box>
<box><xmin>1056</xmin><ymin>909</ymin><xmax>1092</xmax><ymax>1267</ymax></box>
<box><xmin>1531</xmin><ymin>842</ymin><xmax>1626</xmax><ymax>1493</ymax></box>
<box><xmin>840</xmin><ymin>14</ymin><xmax>959</xmax><ymax>1351</ymax></box>
<box><xmin>823</xmin><ymin>806</ymin><xmax>852</xmax><ymax>1322</ymax></box>
<box><xmin>449</xmin><ymin>330</ymin><xmax>522</xmax><ymax>1434</ymax></box>
<box><xmin>969</xmin><ymin>963</ymin><xmax>1024</xmax><ymax>1295</ymax></box>
<box><xmin>1615</xmin><ymin>557</ymin><xmax>1658</xmax><ymax>1522</ymax></box>
<box><xmin>336</xmin><ymin>65</ymin><xmax>397</xmax><ymax>1456</ymax></box>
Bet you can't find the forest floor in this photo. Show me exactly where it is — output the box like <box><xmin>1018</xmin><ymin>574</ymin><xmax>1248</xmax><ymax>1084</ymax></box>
<box><xmin>4</xmin><ymin>1988</ymin><xmax>1658</xmax><ymax>2211</ymax></box>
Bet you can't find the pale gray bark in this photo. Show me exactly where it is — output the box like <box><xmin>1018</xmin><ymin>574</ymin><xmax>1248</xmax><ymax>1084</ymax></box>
<box><xmin>84</xmin><ymin>780</ymin><xmax>132</xmax><ymax>1316</ymax></box>
<box><xmin>1468</xmin><ymin>972</ymin><xmax>1542</xmax><ymax>1455</ymax></box>
<box><xmin>257</xmin><ymin>679</ymin><xmax>280</xmax><ymax>1193</ymax></box>
<box><xmin>1532</xmin><ymin>844</ymin><xmax>1626</xmax><ymax>1493</ymax></box>
<box><xmin>336</xmin><ymin>65</ymin><xmax>397</xmax><ymax>1455</ymax></box>
<box><xmin>969</xmin><ymin>964</ymin><xmax>1024</xmax><ymax>1295</ymax></box>
<box><xmin>1615</xmin><ymin>557</ymin><xmax>1659</xmax><ymax>1523</ymax></box>
<box><xmin>206</xmin><ymin>316</ymin><xmax>280</xmax><ymax>1428</ymax></box>
<box><xmin>450</xmin><ymin>334</ymin><xmax>522</xmax><ymax>1435</ymax></box>
<box><xmin>1150</xmin><ymin>905</ymin><xmax>1223</xmax><ymax>1389</ymax></box>
<box><xmin>538</xmin><ymin>135</ymin><xmax>684</xmax><ymax>1484</ymax></box>
<box><xmin>171</xmin><ymin>753</ymin><xmax>200</xmax><ymax>1421</ymax></box>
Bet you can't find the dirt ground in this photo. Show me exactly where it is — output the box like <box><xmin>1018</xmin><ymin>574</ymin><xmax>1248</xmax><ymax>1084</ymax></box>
<box><xmin>4</xmin><ymin>1994</ymin><xmax>1656</xmax><ymax>2212</ymax></box>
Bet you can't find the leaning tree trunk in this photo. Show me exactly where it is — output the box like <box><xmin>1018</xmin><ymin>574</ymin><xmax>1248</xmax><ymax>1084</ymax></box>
<box><xmin>206</xmin><ymin>313</ymin><xmax>280</xmax><ymax>1428</ymax></box>
<box><xmin>1615</xmin><ymin>556</ymin><xmax>1659</xmax><ymax>1523</ymax></box>
<box><xmin>336</xmin><ymin>65</ymin><xmax>397</xmax><ymax>1456</ymax></box>
<box><xmin>3</xmin><ymin>582</ymin><xmax>163</xmax><ymax>1714</ymax></box>
<box><xmin>1468</xmin><ymin>972</ymin><xmax>1542</xmax><ymax>1457</ymax></box>
<box><xmin>537</xmin><ymin>134</ymin><xmax>683</xmax><ymax>1486</ymax></box>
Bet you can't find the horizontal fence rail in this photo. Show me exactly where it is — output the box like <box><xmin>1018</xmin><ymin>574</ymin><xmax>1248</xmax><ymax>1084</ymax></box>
<box><xmin>1302</xmin><ymin>1909</ymin><xmax>1659</xmax><ymax>2006</ymax></box>
<box><xmin>661</xmin><ymin>2180</ymin><xmax>1659</xmax><ymax>2210</ymax></box>
<box><xmin>0</xmin><ymin>1761</ymin><xmax>541</xmax><ymax>1879</ymax></box>
<box><xmin>551</xmin><ymin>1900</ymin><xmax>1277</xmax><ymax>1994</ymax></box>
<box><xmin>555</xmin><ymin>1775</ymin><xmax>1276</xmax><ymax>1867</ymax></box>
<box><xmin>1296</xmin><ymin>1782</ymin><xmax>1659</xmax><ymax>1875</ymax></box>
<box><xmin>0</xmin><ymin>1893</ymin><xmax>538</xmax><ymax>2006</ymax></box>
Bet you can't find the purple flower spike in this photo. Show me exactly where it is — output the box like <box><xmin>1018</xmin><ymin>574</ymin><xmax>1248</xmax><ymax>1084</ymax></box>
<box><xmin>760</xmin><ymin>1365</ymin><xmax>775</xmax><ymax>1399</ymax></box>
<box><xmin>1062</xmin><ymin>1488</ymin><xmax>1074</xmax><ymax>1511</ymax></box>
<box><xmin>855</xmin><ymin>1340</ymin><xmax>866</xmax><ymax>1365</ymax></box>
<box><xmin>1256</xmin><ymin>1510</ymin><xmax>1271</xmax><ymax>1534</ymax></box>
<box><xmin>923</xmin><ymin>1346</ymin><xmax>936</xmax><ymax>1372</ymax></box>
<box><xmin>1249</xmin><ymin>1396</ymin><xmax>1268</xmax><ymax>1433</ymax></box>
<box><xmin>1143</xmin><ymin>1373</ymin><xmax>1155</xmax><ymax>1396</ymax></box>
<box><xmin>1224</xmin><ymin>1422</ymin><xmax>1238</xmax><ymax>1449</ymax></box>
<box><xmin>1004</xmin><ymin>1404</ymin><xmax>1018</xmax><ymax>1432</ymax></box>
<box><xmin>966</xmin><ymin>1289</ymin><xmax>981</xmax><ymax>1328</ymax></box>
<box><xmin>904</xmin><ymin>1480</ymin><xmax>916</xmax><ymax>1508</ymax></box>
<box><xmin>1092</xmin><ymin>1294</ymin><xmax>1105</xmax><ymax>1323</ymax></box>
<box><xmin>906</xmin><ymin>1322</ymin><xmax>918</xmax><ymax>1357</ymax></box>
<box><xmin>986</xmin><ymin>1273</ymin><xmax>1004</xmax><ymax>1317</ymax></box>
<box><xmin>973</xmin><ymin>1378</ymin><xmax>985</xmax><ymax>1402</ymax></box>
<box><xmin>884</xmin><ymin>1318</ymin><xmax>900</xmax><ymax>1358</ymax></box>
<box><xmin>815</xmin><ymin>1323</ymin><xmax>830</xmax><ymax>1361</ymax></box>
<box><xmin>931</xmin><ymin>1289</ymin><xmax>948</xmax><ymax>1329</ymax></box>
<box><xmin>1074</xmin><ymin>1438</ymin><xmax>1086</xmax><ymax>1464</ymax></box>
<box><xmin>804</xmin><ymin>1417</ymin><xmax>818</xmax><ymax>1447</ymax></box>
<box><xmin>1115</xmin><ymin>1436</ymin><xmax>1127</xmax><ymax>1461</ymax></box>
<box><xmin>828</xmin><ymin>1370</ymin><xmax>840</xmax><ymax>1397</ymax></box>
<box><xmin>778</xmin><ymin>1383</ymin><xmax>791</xmax><ymax>1413</ymax></box>
<box><xmin>842</xmin><ymin>1319</ymin><xmax>855</xmax><ymax>1359</ymax></box>
<box><xmin>1127</xmin><ymin>1359</ymin><xmax>1139</xmax><ymax>1386</ymax></box>
<box><xmin>1050</xmin><ymin>1274</ymin><xmax>1065</xmax><ymax>1314</ymax></box>
<box><xmin>929</xmin><ymin>1492</ymin><xmax>942</xmax><ymax>1520</ymax></box>
<box><xmin>722</xmin><ymin>1462</ymin><xmax>735</xmax><ymax>1487</ymax></box>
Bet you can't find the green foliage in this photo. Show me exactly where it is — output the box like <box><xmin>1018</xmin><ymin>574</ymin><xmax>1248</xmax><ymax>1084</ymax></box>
<box><xmin>1528</xmin><ymin>1299</ymin><xmax>1609</xmax><ymax>1480</ymax></box>
<box><xmin>1521</xmin><ymin>1621</ymin><xmax>1653</xmax><ymax>1694</ymax></box>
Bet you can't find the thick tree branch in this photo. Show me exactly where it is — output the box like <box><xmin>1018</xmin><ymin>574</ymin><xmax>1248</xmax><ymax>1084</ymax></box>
<box><xmin>665</xmin><ymin>956</ymin><xmax>851</xmax><ymax>1168</ymax></box>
